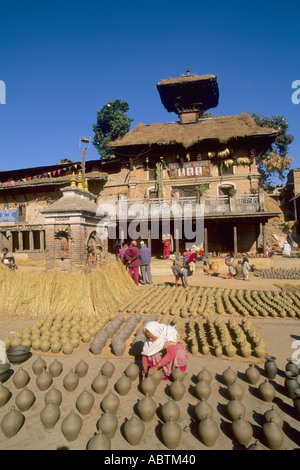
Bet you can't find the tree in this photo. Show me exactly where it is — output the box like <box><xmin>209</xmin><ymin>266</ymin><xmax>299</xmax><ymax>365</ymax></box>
<box><xmin>93</xmin><ymin>99</ymin><xmax>133</xmax><ymax>159</ymax></box>
<box><xmin>251</xmin><ymin>113</ymin><xmax>294</xmax><ymax>186</ymax></box>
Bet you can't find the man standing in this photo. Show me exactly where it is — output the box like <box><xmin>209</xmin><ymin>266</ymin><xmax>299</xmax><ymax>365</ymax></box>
<box><xmin>139</xmin><ymin>241</ymin><xmax>152</xmax><ymax>285</ymax></box>
<box><xmin>124</xmin><ymin>240</ymin><xmax>140</xmax><ymax>286</ymax></box>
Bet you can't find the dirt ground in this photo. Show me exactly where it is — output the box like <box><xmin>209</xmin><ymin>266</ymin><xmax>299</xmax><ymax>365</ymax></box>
<box><xmin>0</xmin><ymin>254</ymin><xmax>299</xmax><ymax>452</ymax></box>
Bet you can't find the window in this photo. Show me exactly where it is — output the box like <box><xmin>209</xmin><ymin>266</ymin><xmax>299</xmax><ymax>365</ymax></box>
<box><xmin>218</xmin><ymin>165</ymin><xmax>234</xmax><ymax>176</ymax></box>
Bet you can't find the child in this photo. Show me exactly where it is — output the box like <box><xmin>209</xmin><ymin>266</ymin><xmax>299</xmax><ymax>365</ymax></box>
<box><xmin>242</xmin><ymin>257</ymin><xmax>250</xmax><ymax>281</ymax></box>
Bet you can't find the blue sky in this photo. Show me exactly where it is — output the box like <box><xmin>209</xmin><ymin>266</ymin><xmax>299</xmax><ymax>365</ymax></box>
<box><xmin>0</xmin><ymin>0</ymin><xmax>299</xmax><ymax>183</ymax></box>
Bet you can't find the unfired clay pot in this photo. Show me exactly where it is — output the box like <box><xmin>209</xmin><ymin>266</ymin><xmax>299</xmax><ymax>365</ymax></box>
<box><xmin>76</xmin><ymin>388</ymin><xmax>95</xmax><ymax>415</ymax></box>
<box><xmin>101</xmin><ymin>360</ymin><xmax>115</xmax><ymax>379</ymax></box>
<box><xmin>263</xmin><ymin>418</ymin><xmax>284</xmax><ymax>450</ymax></box>
<box><xmin>197</xmin><ymin>367</ymin><xmax>212</xmax><ymax>384</ymax></box>
<box><xmin>97</xmin><ymin>411</ymin><xmax>118</xmax><ymax>438</ymax></box>
<box><xmin>49</xmin><ymin>358</ymin><xmax>63</xmax><ymax>378</ymax></box>
<box><xmin>40</xmin><ymin>400</ymin><xmax>60</xmax><ymax>429</ymax></box>
<box><xmin>101</xmin><ymin>390</ymin><xmax>120</xmax><ymax>414</ymax></box>
<box><xmin>61</xmin><ymin>410</ymin><xmax>83</xmax><ymax>442</ymax></box>
<box><xmin>125</xmin><ymin>362</ymin><xmax>140</xmax><ymax>381</ymax></box>
<box><xmin>141</xmin><ymin>377</ymin><xmax>157</xmax><ymax>397</ymax></box>
<box><xmin>264</xmin><ymin>356</ymin><xmax>278</xmax><ymax>379</ymax></box>
<box><xmin>152</xmin><ymin>368</ymin><xmax>163</xmax><ymax>385</ymax></box>
<box><xmin>169</xmin><ymin>379</ymin><xmax>185</xmax><ymax>401</ymax></box>
<box><xmin>195</xmin><ymin>379</ymin><xmax>211</xmax><ymax>401</ymax></box>
<box><xmin>245</xmin><ymin>364</ymin><xmax>260</xmax><ymax>385</ymax></box>
<box><xmin>161</xmin><ymin>398</ymin><xmax>180</xmax><ymax>422</ymax></box>
<box><xmin>12</xmin><ymin>368</ymin><xmax>30</xmax><ymax>389</ymax></box>
<box><xmin>264</xmin><ymin>405</ymin><xmax>283</xmax><ymax>429</ymax></box>
<box><xmin>137</xmin><ymin>393</ymin><xmax>157</xmax><ymax>422</ymax></box>
<box><xmin>259</xmin><ymin>379</ymin><xmax>276</xmax><ymax>402</ymax></box>
<box><xmin>171</xmin><ymin>367</ymin><xmax>186</xmax><ymax>382</ymax></box>
<box><xmin>248</xmin><ymin>439</ymin><xmax>264</xmax><ymax>450</ymax></box>
<box><xmin>226</xmin><ymin>397</ymin><xmax>246</xmax><ymax>421</ymax></box>
<box><xmin>1</xmin><ymin>406</ymin><xmax>25</xmax><ymax>437</ymax></box>
<box><xmin>63</xmin><ymin>369</ymin><xmax>79</xmax><ymax>392</ymax></box>
<box><xmin>198</xmin><ymin>414</ymin><xmax>219</xmax><ymax>447</ymax></box>
<box><xmin>44</xmin><ymin>386</ymin><xmax>62</xmax><ymax>407</ymax></box>
<box><xmin>232</xmin><ymin>416</ymin><xmax>253</xmax><ymax>446</ymax></box>
<box><xmin>87</xmin><ymin>430</ymin><xmax>111</xmax><ymax>450</ymax></box>
<box><xmin>75</xmin><ymin>359</ymin><xmax>89</xmax><ymax>378</ymax></box>
<box><xmin>222</xmin><ymin>366</ymin><xmax>237</xmax><ymax>386</ymax></box>
<box><xmin>115</xmin><ymin>374</ymin><xmax>131</xmax><ymax>396</ymax></box>
<box><xmin>227</xmin><ymin>380</ymin><xmax>244</xmax><ymax>401</ymax></box>
<box><xmin>32</xmin><ymin>356</ymin><xmax>46</xmax><ymax>375</ymax></box>
<box><xmin>36</xmin><ymin>370</ymin><xmax>53</xmax><ymax>391</ymax></box>
<box><xmin>15</xmin><ymin>387</ymin><xmax>35</xmax><ymax>411</ymax></box>
<box><xmin>123</xmin><ymin>414</ymin><xmax>145</xmax><ymax>446</ymax></box>
<box><xmin>194</xmin><ymin>398</ymin><xmax>213</xmax><ymax>421</ymax></box>
<box><xmin>161</xmin><ymin>417</ymin><xmax>182</xmax><ymax>449</ymax></box>
<box><xmin>0</xmin><ymin>382</ymin><xmax>12</xmax><ymax>408</ymax></box>
<box><xmin>92</xmin><ymin>372</ymin><xmax>108</xmax><ymax>395</ymax></box>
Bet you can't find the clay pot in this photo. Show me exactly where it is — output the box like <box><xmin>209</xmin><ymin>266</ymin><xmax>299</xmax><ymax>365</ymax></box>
<box><xmin>137</xmin><ymin>393</ymin><xmax>157</xmax><ymax>422</ymax></box>
<box><xmin>1</xmin><ymin>406</ymin><xmax>25</xmax><ymax>437</ymax></box>
<box><xmin>224</xmin><ymin>343</ymin><xmax>237</xmax><ymax>358</ymax></box>
<box><xmin>92</xmin><ymin>372</ymin><xmax>108</xmax><ymax>395</ymax></box>
<box><xmin>198</xmin><ymin>415</ymin><xmax>219</xmax><ymax>447</ymax></box>
<box><xmin>259</xmin><ymin>379</ymin><xmax>276</xmax><ymax>402</ymax></box>
<box><xmin>111</xmin><ymin>337</ymin><xmax>126</xmax><ymax>357</ymax></box>
<box><xmin>239</xmin><ymin>341</ymin><xmax>252</xmax><ymax>358</ymax></box>
<box><xmin>232</xmin><ymin>416</ymin><xmax>253</xmax><ymax>446</ymax></box>
<box><xmin>76</xmin><ymin>388</ymin><xmax>95</xmax><ymax>415</ymax></box>
<box><xmin>227</xmin><ymin>380</ymin><xmax>244</xmax><ymax>401</ymax></box>
<box><xmin>222</xmin><ymin>366</ymin><xmax>237</xmax><ymax>386</ymax></box>
<box><xmin>115</xmin><ymin>374</ymin><xmax>131</xmax><ymax>396</ymax></box>
<box><xmin>245</xmin><ymin>364</ymin><xmax>260</xmax><ymax>384</ymax></box>
<box><xmin>36</xmin><ymin>370</ymin><xmax>53</xmax><ymax>391</ymax></box>
<box><xmin>264</xmin><ymin>356</ymin><xmax>278</xmax><ymax>379</ymax></box>
<box><xmin>226</xmin><ymin>397</ymin><xmax>246</xmax><ymax>421</ymax></box>
<box><xmin>125</xmin><ymin>362</ymin><xmax>140</xmax><ymax>381</ymax></box>
<box><xmin>101</xmin><ymin>360</ymin><xmax>115</xmax><ymax>379</ymax></box>
<box><xmin>44</xmin><ymin>386</ymin><xmax>62</xmax><ymax>406</ymax></box>
<box><xmin>123</xmin><ymin>414</ymin><xmax>145</xmax><ymax>446</ymax></box>
<box><xmin>87</xmin><ymin>430</ymin><xmax>111</xmax><ymax>450</ymax></box>
<box><xmin>101</xmin><ymin>390</ymin><xmax>120</xmax><ymax>414</ymax></box>
<box><xmin>40</xmin><ymin>400</ymin><xmax>60</xmax><ymax>429</ymax></box>
<box><xmin>285</xmin><ymin>357</ymin><xmax>299</xmax><ymax>376</ymax></box>
<box><xmin>197</xmin><ymin>367</ymin><xmax>212</xmax><ymax>384</ymax></box>
<box><xmin>15</xmin><ymin>387</ymin><xmax>35</xmax><ymax>412</ymax></box>
<box><xmin>63</xmin><ymin>369</ymin><xmax>79</xmax><ymax>392</ymax></box>
<box><xmin>161</xmin><ymin>398</ymin><xmax>180</xmax><ymax>422</ymax></box>
<box><xmin>13</xmin><ymin>367</ymin><xmax>30</xmax><ymax>389</ymax></box>
<box><xmin>152</xmin><ymin>368</ymin><xmax>163</xmax><ymax>385</ymax></box>
<box><xmin>75</xmin><ymin>359</ymin><xmax>89</xmax><ymax>378</ymax></box>
<box><xmin>161</xmin><ymin>417</ymin><xmax>182</xmax><ymax>449</ymax></box>
<box><xmin>195</xmin><ymin>379</ymin><xmax>211</xmax><ymax>401</ymax></box>
<box><xmin>263</xmin><ymin>418</ymin><xmax>284</xmax><ymax>450</ymax></box>
<box><xmin>194</xmin><ymin>398</ymin><xmax>213</xmax><ymax>421</ymax></box>
<box><xmin>171</xmin><ymin>367</ymin><xmax>186</xmax><ymax>382</ymax></box>
<box><xmin>248</xmin><ymin>439</ymin><xmax>264</xmax><ymax>450</ymax></box>
<box><xmin>141</xmin><ymin>377</ymin><xmax>157</xmax><ymax>397</ymax></box>
<box><xmin>264</xmin><ymin>405</ymin><xmax>283</xmax><ymax>429</ymax></box>
<box><xmin>0</xmin><ymin>363</ymin><xmax>11</xmax><ymax>383</ymax></box>
<box><xmin>293</xmin><ymin>389</ymin><xmax>300</xmax><ymax>416</ymax></box>
<box><xmin>0</xmin><ymin>382</ymin><xmax>11</xmax><ymax>408</ymax></box>
<box><xmin>169</xmin><ymin>379</ymin><xmax>185</xmax><ymax>401</ymax></box>
<box><xmin>49</xmin><ymin>358</ymin><xmax>63</xmax><ymax>377</ymax></box>
<box><xmin>61</xmin><ymin>410</ymin><xmax>83</xmax><ymax>442</ymax></box>
<box><xmin>97</xmin><ymin>412</ymin><xmax>118</xmax><ymax>438</ymax></box>
<box><xmin>284</xmin><ymin>371</ymin><xmax>299</xmax><ymax>399</ymax></box>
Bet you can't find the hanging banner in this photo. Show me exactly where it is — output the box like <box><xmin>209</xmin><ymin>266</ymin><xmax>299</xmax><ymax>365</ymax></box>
<box><xmin>169</xmin><ymin>160</ymin><xmax>211</xmax><ymax>179</ymax></box>
<box><xmin>0</xmin><ymin>209</ymin><xmax>19</xmax><ymax>223</ymax></box>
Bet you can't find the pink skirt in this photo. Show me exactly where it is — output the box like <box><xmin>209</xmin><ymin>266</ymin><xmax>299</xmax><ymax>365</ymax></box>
<box><xmin>147</xmin><ymin>342</ymin><xmax>188</xmax><ymax>377</ymax></box>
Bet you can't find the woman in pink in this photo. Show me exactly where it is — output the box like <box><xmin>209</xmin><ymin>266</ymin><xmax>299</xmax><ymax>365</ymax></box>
<box><xmin>141</xmin><ymin>321</ymin><xmax>188</xmax><ymax>380</ymax></box>
<box><xmin>163</xmin><ymin>236</ymin><xmax>171</xmax><ymax>259</ymax></box>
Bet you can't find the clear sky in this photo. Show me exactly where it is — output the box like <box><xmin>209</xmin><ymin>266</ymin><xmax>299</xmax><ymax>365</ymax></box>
<box><xmin>0</xmin><ymin>0</ymin><xmax>299</xmax><ymax>182</ymax></box>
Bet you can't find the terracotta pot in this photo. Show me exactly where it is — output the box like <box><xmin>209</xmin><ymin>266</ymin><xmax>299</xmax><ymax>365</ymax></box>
<box><xmin>76</xmin><ymin>388</ymin><xmax>95</xmax><ymax>415</ymax></box>
<box><xmin>197</xmin><ymin>367</ymin><xmax>212</xmax><ymax>384</ymax></box>
<box><xmin>115</xmin><ymin>374</ymin><xmax>131</xmax><ymax>396</ymax></box>
<box><xmin>194</xmin><ymin>398</ymin><xmax>213</xmax><ymax>421</ymax></box>
<box><xmin>222</xmin><ymin>366</ymin><xmax>237</xmax><ymax>386</ymax></box>
<box><xmin>232</xmin><ymin>416</ymin><xmax>253</xmax><ymax>446</ymax></box>
<box><xmin>264</xmin><ymin>356</ymin><xmax>277</xmax><ymax>379</ymax></box>
<box><xmin>36</xmin><ymin>370</ymin><xmax>53</xmax><ymax>391</ymax></box>
<box><xmin>141</xmin><ymin>377</ymin><xmax>157</xmax><ymax>397</ymax></box>
<box><xmin>125</xmin><ymin>362</ymin><xmax>140</xmax><ymax>381</ymax></box>
<box><xmin>15</xmin><ymin>387</ymin><xmax>35</xmax><ymax>412</ymax></box>
<box><xmin>161</xmin><ymin>417</ymin><xmax>182</xmax><ymax>449</ymax></box>
<box><xmin>75</xmin><ymin>359</ymin><xmax>89</xmax><ymax>378</ymax></box>
<box><xmin>44</xmin><ymin>386</ymin><xmax>62</xmax><ymax>407</ymax></box>
<box><xmin>226</xmin><ymin>397</ymin><xmax>246</xmax><ymax>421</ymax></box>
<box><xmin>63</xmin><ymin>369</ymin><xmax>79</xmax><ymax>392</ymax></box>
<box><xmin>12</xmin><ymin>367</ymin><xmax>30</xmax><ymax>389</ymax></box>
<box><xmin>97</xmin><ymin>412</ymin><xmax>118</xmax><ymax>438</ymax></box>
<box><xmin>101</xmin><ymin>360</ymin><xmax>115</xmax><ymax>379</ymax></box>
<box><xmin>137</xmin><ymin>393</ymin><xmax>157</xmax><ymax>422</ymax></box>
<box><xmin>171</xmin><ymin>367</ymin><xmax>186</xmax><ymax>382</ymax></box>
<box><xmin>259</xmin><ymin>379</ymin><xmax>276</xmax><ymax>402</ymax></box>
<box><xmin>161</xmin><ymin>398</ymin><xmax>180</xmax><ymax>422</ymax></box>
<box><xmin>263</xmin><ymin>418</ymin><xmax>284</xmax><ymax>450</ymax></box>
<box><xmin>227</xmin><ymin>380</ymin><xmax>244</xmax><ymax>401</ymax></box>
<box><xmin>264</xmin><ymin>405</ymin><xmax>283</xmax><ymax>429</ymax></box>
<box><xmin>100</xmin><ymin>390</ymin><xmax>120</xmax><ymax>414</ymax></box>
<box><xmin>49</xmin><ymin>358</ymin><xmax>63</xmax><ymax>378</ymax></box>
<box><xmin>169</xmin><ymin>379</ymin><xmax>185</xmax><ymax>401</ymax></box>
<box><xmin>245</xmin><ymin>364</ymin><xmax>260</xmax><ymax>384</ymax></box>
<box><xmin>198</xmin><ymin>415</ymin><xmax>219</xmax><ymax>447</ymax></box>
<box><xmin>92</xmin><ymin>372</ymin><xmax>108</xmax><ymax>395</ymax></box>
<box><xmin>195</xmin><ymin>379</ymin><xmax>211</xmax><ymax>401</ymax></box>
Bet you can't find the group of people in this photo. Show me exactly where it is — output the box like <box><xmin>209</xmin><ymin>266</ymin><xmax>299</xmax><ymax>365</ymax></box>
<box><xmin>226</xmin><ymin>252</ymin><xmax>250</xmax><ymax>281</ymax></box>
<box><xmin>118</xmin><ymin>240</ymin><xmax>152</xmax><ymax>286</ymax></box>
<box><xmin>171</xmin><ymin>245</ymin><xmax>201</xmax><ymax>288</ymax></box>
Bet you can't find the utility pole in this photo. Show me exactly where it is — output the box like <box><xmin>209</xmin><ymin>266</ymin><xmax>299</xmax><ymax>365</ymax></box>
<box><xmin>79</xmin><ymin>137</ymin><xmax>91</xmax><ymax>188</ymax></box>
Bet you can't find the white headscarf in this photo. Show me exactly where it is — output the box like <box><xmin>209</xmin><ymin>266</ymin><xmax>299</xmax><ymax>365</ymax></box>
<box><xmin>142</xmin><ymin>321</ymin><xmax>179</xmax><ymax>356</ymax></box>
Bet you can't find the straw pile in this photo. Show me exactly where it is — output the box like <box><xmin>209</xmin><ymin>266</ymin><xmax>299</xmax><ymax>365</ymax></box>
<box><xmin>0</xmin><ymin>261</ymin><xmax>136</xmax><ymax>319</ymax></box>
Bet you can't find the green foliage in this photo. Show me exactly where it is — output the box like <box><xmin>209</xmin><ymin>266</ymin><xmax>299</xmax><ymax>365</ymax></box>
<box><xmin>93</xmin><ymin>99</ymin><xmax>133</xmax><ymax>159</ymax></box>
<box><xmin>251</xmin><ymin>113</ymin><xmax>294</xmax><ymax>185</ymax></box>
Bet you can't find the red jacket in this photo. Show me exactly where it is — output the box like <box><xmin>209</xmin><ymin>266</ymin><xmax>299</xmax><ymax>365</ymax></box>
<box><xmin>124</xmin><ymin>246</ymin><xmax>140</xmax><ymax>268</ymax></box>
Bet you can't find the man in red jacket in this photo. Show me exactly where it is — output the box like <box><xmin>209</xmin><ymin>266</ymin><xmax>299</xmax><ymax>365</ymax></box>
<box><xmin>124</xmin><ymin>240</ymin><xmax>140</xmax><ymax>285</ymax></box>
